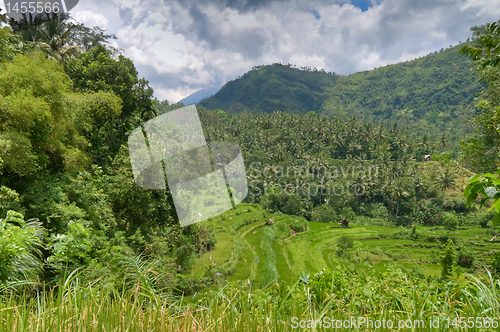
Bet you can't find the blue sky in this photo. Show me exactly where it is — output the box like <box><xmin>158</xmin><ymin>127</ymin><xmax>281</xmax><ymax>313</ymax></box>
<box><xmin>351</xmin><ymin>0</ymin><xmax>374</xmax><ymax>12</ymax></box>
<box><xmin>5</xmin><ymin>0</ymin><xmax>497</xmax><ymax>103</ymax></box>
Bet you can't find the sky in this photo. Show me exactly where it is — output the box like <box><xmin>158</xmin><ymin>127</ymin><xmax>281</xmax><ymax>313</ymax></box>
<box><xmin>4</xmin><ymin>0</ymin><xmax>500</xmax><ymax>103</ymax></box>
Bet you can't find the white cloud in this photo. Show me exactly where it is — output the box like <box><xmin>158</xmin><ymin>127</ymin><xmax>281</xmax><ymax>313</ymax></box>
<box><xmin>68</xmin><ymin>0</ymin><xmax>500</xmax><ymax>103</ymax></box>
<box><xmin>72</xmin><ymin>11</ymin><xmax>109</xmax><ymax>29</ymax></box>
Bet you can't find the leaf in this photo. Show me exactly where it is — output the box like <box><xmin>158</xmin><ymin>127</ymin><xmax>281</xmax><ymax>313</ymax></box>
<box><xmin>485</xmin><ymin>186</ymin><xmax>499</xmax><ymax>198</ymax></box>
<box><xmin>468</xmin><ymin>174</ymin><xmax>481</xmax><ymax>183</ymax></box>
<box><xmin>492</xmin><ymin>213</ymin><xmax>500</xmax><ymax>227</ymax></box>
<box><xmin>489</xmin><ymin>198</ymin><xmax>500</xmax><ymax>213</ymax></box>
<box><xmin>464</xmin><ymin>181</ymin><xmax>485</xmax><ymax>198</ymax></box>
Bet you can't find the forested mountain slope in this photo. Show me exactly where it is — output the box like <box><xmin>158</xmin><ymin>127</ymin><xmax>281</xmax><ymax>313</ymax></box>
<box><xmin>199</xmin><ymin>63</ymin><xmax>339</xmax><ymax>114</ymax></box>
<box><xmin>199</xmin><ymin>45</ymin><xmax>483</xmax><ymax>148</ymax></box>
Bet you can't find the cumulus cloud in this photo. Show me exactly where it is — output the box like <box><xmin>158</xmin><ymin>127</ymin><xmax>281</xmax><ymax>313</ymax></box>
<box><xmin>72</xmin><ymin>11</ymin><xmax>109</xmax><ymax>29</ymax></box>
<box><xmin>71</xmin><ymin>0</ymin><xmax>500</xmax><ymax>103</ymax></box>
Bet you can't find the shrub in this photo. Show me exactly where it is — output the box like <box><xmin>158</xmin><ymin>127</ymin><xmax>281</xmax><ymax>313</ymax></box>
<box><xmin>491</xmin><ymin>252</ymin><xmax>500</xmax><ymax>278</ymax></box>
<box><xmin>369</xmin><ymin>203</ymin><xmax>389</xmax><ymax>220</ymax></box>
<box><xmin>311</xmin><ymin>205</ymin><xmax>335</xmax><ymax>223</ymax></box>
<box><xmin>0</xmin><ymin>211</ymin><xmax>44</xmax><ymax>284</ymax></box>
<box><xmin>415</xmin><ymin>203</ymin><xmax>442</xmax><ymax>226</ymax></box>
<box><xmin>0</xmin><ymin>186</ymin><xmax>20</xmax><ymax>217</ymax></box>
<box><xmin>479</xmin><ymin>212</ymin><xmax>496</xmax><ymax>228</ymax></box>
<box><xmin>276</xmin><ymin>221</ymin><xmax>287</xmax><ymax>232</ymax></box>
<box><xmin>47</xmin><ymin>220</ymin><xmax>93</xmax><ymax>269</ymax></box>
<box><xmin>441</xmin><ymin>238</ymin><xmax>457</xmax><ymax>280</ymax></box>
<box><xmin>456</xmin><ymin>243</ymin><xmax>476</xmax><ymax>269</ymax></box>
<box><xmin>442</xmin><ymin>214</ymin><xmax>458</xmax><ymax>232</ymax></box>
<box><xmin>290</xmin><ymin>219</ymin><xmax>308</xmax><ymax>233</ymax></box>
<box><xmin>338</xmin><ymin>207</ymin><xmax>355</xmax><ymax>224</ymax></box>
<box><xmin>336</xmin><ymin>236</ymin><xmax>354</xmax><ymax>257</ymax></box>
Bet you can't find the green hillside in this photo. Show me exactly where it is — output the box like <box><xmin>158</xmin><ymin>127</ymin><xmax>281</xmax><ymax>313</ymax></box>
<box><xmin>320</xmin><ymin>45</ymin><xmax>484</xmax><ymax>141</ymax></box>
<box><xmin>199</xmin><ymin>45</ymin><xmax>483</xmax><ymax>146</ymax></box>
<box><xmin>199</xmin><ymin>63</ymin><xmax>339</xmax><ymax>114</ymax></box>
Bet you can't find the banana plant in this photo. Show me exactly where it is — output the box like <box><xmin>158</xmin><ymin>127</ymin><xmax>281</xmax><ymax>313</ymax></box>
<box><xmin>464</xmin><ymin>171</ymin><xmax>500</xmax><ymax>226</ymax></box>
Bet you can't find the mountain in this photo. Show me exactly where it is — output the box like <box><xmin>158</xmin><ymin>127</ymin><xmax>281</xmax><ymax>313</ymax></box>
<box><xmin>198</xmin><ymin>44</ymin><xmax>483</xmax><ymax>147</ymax></box>
<box><xmin>199</xmin><ymin>64</ymin><xmax>340</xmax><ymax>114</ymax></box>
<box><xmin>177</xmin><ymin>85</ymin><xmax>223</xmax><ymax>105</ymax></box>
<box><xmin>319</xmin><ymin>45</ymin><xmax>483</xmax><ymax>141</ymax></box>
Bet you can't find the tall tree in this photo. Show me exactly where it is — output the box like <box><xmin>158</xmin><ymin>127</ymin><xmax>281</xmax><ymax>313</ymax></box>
<box><xmin>460</xmin><ymin>20</ymin><xmax>500</xmax><ymax>172</ymax></box>
<box><xmin>462</xmin><ymin>20</ymin><xmax>500</xmax><ymax>226</ymax></box>
<box><xmin>63</xmin><ymin>44</ymin><xmax>157</xmax><ymax>165</ymax></box>
<box><xmin>35</xmin><ymin>13</ymin><xmax>82</xmax><ymax>62</ymax></box>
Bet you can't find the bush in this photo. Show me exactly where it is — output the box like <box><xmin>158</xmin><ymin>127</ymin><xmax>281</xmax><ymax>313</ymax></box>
<box><xmin>456</xmin><ymin>243</ymin><xmax>476</xmax><ymax>269</ymax></box>
<box><xmin>443</xmin><ymin>196</ymin><xmax>469</xmax><ymax>213</ymax></box>
<box><xmin>337</xmin><ymin>207</ymin><xmax>355</xmax><ymax>224</ymax></box>
<box><xmin>0</xmin><ymin>211</ymin><xmax>44</xmax><ymax>283</ymax></box>
<box><xmin>491</xmin><ymin>252</ymin><xmax>500</xmax><ymax>278</ymax></box>
<box><xmin>311</xmin><ymin>205</ymin><xmax>335</xmax><ymax>223</ymax></box>
<box><xmin>415</xmin><ymin>203</ymin><xmax>442</xmax><ymax>226</ymax></box>
<box><xmin>291</xmin><ymin>219</ymin><xmax>308</xmax><ymax>233</ymax></box>
<box><xmin>442</xmin><ymin>214</ymin><xmax>458</xmax><ymax>232</ymax></box>
<box><xmin>276</xmin><ymin>221</ymin><xmax>287</xmax><ymax>232</ymax></box>
<box><xmin>441</xmin><ymin>238</ymin><xmax>457</xmax><ymax>280</ymax></box>
<box><xmin>479</xmin><ymin>212</ymin><xmax>496</xmax><ymax>228</ymax></box>
<box><xmin>369</xmin><ymin>203</ymin><xmax>389</xmax><ymax>220</ymax></box>
<box><xmin>336</xmin><ymin>236</ymin><xmax>354</xmax><ymax>257</ymax></box>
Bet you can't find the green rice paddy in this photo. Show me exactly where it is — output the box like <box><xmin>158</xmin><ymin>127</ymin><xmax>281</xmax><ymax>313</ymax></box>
<box><xmin>192</xmin><ymin>203</ymin><xmax>500</xmax><ymax>287</ymax></box>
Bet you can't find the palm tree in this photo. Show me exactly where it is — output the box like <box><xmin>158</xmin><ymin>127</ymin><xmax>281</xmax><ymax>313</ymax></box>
<box><xmin>0</xmin><ymin>9</ymin><xmax>7</xmax><ymax>24</ymax></box>
<box><xmin>8</xmin><ymin>11</ymin><xmax>47</xmax><ymax>41</ymax></box>
<box><xmin>435</xmin><ymin>169</ymin><xmax>456</xmax><ymax>199</ymax></box>
<box><xmin>439</xmin><ymin>133</ymin><xmax>448</xmax><ymax>150</ymax></box>
<box><xmin>36</xmin><ymin>13</ymin><xmax>82</xmax><ymax>62</ymax></box>
<box><xmin>389</xmin><ymin>181</ymin><xmax>409</xmax><ymax>222</ymax></box>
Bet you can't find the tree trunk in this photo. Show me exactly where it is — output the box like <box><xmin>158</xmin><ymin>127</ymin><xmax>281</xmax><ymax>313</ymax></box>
<box><xmin>396</xmin><ymin>199</ymin><xmax>399</xmax><ymax>222</ymax></box>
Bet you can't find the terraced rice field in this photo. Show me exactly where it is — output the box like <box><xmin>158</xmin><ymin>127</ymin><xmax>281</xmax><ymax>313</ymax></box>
<box><xmin>193</xmin><ymin>203</ymin><xmax>500</xmax><ymax>288</ymax></box>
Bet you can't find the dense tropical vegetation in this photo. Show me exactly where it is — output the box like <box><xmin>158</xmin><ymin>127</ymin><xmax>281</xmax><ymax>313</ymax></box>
<box><xmin>1</xmin><ymin>10</ymin><xmax>500</xmax><ymax>331</ymax></box>
<box><xmin>199</xmin><ymin>45</ymin><xmax>483</xmax><ymax>152</ymax></box>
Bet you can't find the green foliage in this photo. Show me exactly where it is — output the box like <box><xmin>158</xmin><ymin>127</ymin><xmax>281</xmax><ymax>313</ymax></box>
<box><xmin>311</xmin><ymin>204</ymin><xmax>334</xmax><ymax>223</ymax></box>
<box><xmin>461</xmin><ymin>22</ymin><xmax>500</xmax><ymax>226</ymax></box>
<box><xmin>456</xmin><ymin>243</ymin><xmax>476</xmax><ymax>269</ymax></box>
<box><xmin>464</xmin><ymin>172</ymin><xmax>500</xmax><ymax>226</ymax></box>
<box><xmin>459</xmin><ymin>20</ymin><xmax>500</xmax><ymax>172</ymax></box>
<box><xmin>115</xmin><ymin>253</ymin><xmax>167</xmax><ymax>296</ymax></box>
<box><xmin>200</xmin><ymin>63</ymin><xmax>339</xmax><ymax>114</ymax></box>
<box><xmin>290</xmin><ymin>219</ymin><xmax>308</xmax><ymax>233</ymax></box>
<box><xmin>415</xmin><ymin>203</ymin><xmax>442</xmax><ymax>226</ymax></box>
<box><xmin>0</xmin><ymin>211</ymin><xmax>44</xmax><ymax>284</ymax></box>
<box><xmin>442</xmin><ymin>213</ymin><xmax>458</xmax><ymax>232</ymax></box>
<box><xmin>201</xmin><ymin>47</ymin><xmax>481</xmax><ymax>150</ymax></box>
<box><xmin>479</xmin><ymin>212</ymin><xmax>496</xmax><ymax>228</ymax></box>
<box><xmin>0</xmin><ymin>186</ymin><xmax>20</xmax><ymax>217</ymax></box>
<box><xmin>63</xmin><ymin>45</ymin><xmax>156</xmax><ymax>165</ymax></box>
<box><xmin>491</xmin><ymin>251</ymin><xmax>500</xmax><ymax>278</ymax></box>
<box><xmin>338</xmin><ymin>206</ymin><xmax>355</xmax><ymax>223</ymax></box>
<box><xmin>0</xmin><ymin>53</ymin><xmax>89</xmax><ymax>175</ymax></box>
<box><xmin>441</xmin><ymin>238</ymin><xmax>457</xmax><ymax>280</ymax></box>
<box><xmin>22</xmin><ymin>177</ymin><xmax>86</xmax><ymax>232</ymax></box>
<box><xmin>0</xmin><ymin>27</ymin><xmax>33</xmax><ymax>62</ymax></box>
<box><xmin>336</xmin><ymin>235</ymin><xmax>354</xmax><ymax>257</ymax></box>
<box><xmin>460</xmin><ymin>20</ymin><xmax>500</xmax><ymax>68</ymax></box>
<box><xmin>260</xmin><ymin>191</ymin><xmax>302</xmax><ymax>215</ymax></box>
<box><xmin>369</xmin><ymin>203</ymin><xmax>389</xmax><ymax>219</ymax></box>
<box><xmin>47</xmin><ymin>220</ymin><xmax>93</xmax><ymax>268</ymax></box>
